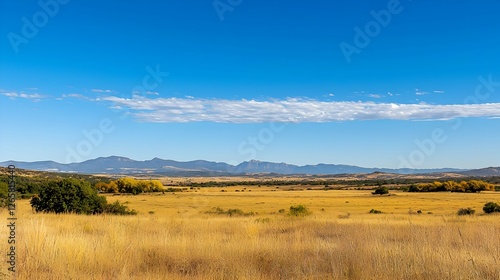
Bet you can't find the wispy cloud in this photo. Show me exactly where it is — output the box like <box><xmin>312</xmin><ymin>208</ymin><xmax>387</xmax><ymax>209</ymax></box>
<box><xmin>1</xmin><ymin>91</ymin><xmax>45</xmax><ymax>100</ymax></box>
<box><xmin>100</xmin><ymin>95</ymin><xmax>500</xmax><ymax>123</ymax></box>
<box><xmin>433</xmin><ymin>90</ymin><xmax>445</xmax><ymax>94</ymax></box>
<box><xmin>91</xmin><ymin>89</ymin><xmax>113</xmax><ymax>93</ymax></box>
<box><xmin>368</xmin><ymin>94</ymin><xmax>382</xmax><ymax>99</ymax></box>
<box><xmin>61</xmin><ymin>93</ymin><xmax>93</xmax><ymax>100</ymax></box>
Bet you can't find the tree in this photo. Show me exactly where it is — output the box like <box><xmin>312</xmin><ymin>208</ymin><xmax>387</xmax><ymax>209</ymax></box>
<box><xmin>372</xmin><ymin>186</ymin><xmax>389</xmax><ymax>195</ymax></box>
<box><xmin>30</xmin><ymin>178</ymin><xmax>106</xmax><ymax>214</ymax></box>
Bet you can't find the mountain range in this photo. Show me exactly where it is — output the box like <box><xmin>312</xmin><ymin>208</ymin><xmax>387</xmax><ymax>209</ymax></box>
<box><xmin>3</xmin><ymin>156</ymin><xmax>498</xmax><ymax>176</ymax></box>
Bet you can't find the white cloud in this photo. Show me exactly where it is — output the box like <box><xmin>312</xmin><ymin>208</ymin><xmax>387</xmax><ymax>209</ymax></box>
<box><xmin>387</xmin><ymin>92</ymin><xmax>393</xmax><ymax>96</ymax></box>
<box><xmin>62</xmin><ymin>93</ymin><xmax>93</xmax><ymax>100</ymax></box>
<box><xmin>433</xmin><ymin>90</ymin><xmax>445</xmax><ymax>94</ymax></box>
<box><xmin>91</xmin><ymin>89</ymin><xmax>113</xmax><ymax>93</ymax></box>
<box><xmin>100</xmin><ymin>95</ymin><xmax>500</xmax><ymax>123</ymax></box>
<box><xmin>1</xmin><ymin>91</ymin><xmax>44</xmax><ymax>100</ymax></box>
<box><xmin>368</xmin><ymin>94</ymin><xmax>382</xmax><ymax>98</ymax></box>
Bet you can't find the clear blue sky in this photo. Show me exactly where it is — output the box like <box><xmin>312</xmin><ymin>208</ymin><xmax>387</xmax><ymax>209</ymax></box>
<box><xmin>1</xmin><ymin>0</ymin><xmax>500</xmax><ymax>169</ymax></box>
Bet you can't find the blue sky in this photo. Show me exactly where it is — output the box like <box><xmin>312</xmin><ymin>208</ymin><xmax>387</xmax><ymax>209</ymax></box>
<box><xmin>1</xmin><ymin>0</ymin><xmax>500</xmax><ymax>169</ymax></box>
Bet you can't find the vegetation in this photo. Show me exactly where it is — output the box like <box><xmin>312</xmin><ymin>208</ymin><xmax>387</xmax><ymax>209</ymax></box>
<box><xmin>0</xmin><ymin>181</ymin><xmax>8</xmax><ymax>208</ymax></box>
<box><xmin>7</xmin><ymin>190</ymin><xmax>500</xmax><ymax>280</ymax></box>
<box><xmin>288</xmin><ymin>204</ymin><xmax>311</xmax><ymax>216</ymax></box>
<box><xmin>372</xmin><ymin>186</ymin><xmax>389</xmax><ymax>195</ymax></box>
<box><xmin>205</xmin><ymin>207</ymin><xmax>255</xmax><ymax>217</ymax></box>
<box><xmin>457</xmin><ymin>207</ymin><xmax>475</xmax><ymax>216</ymax></box>
<box><xmin>30</xmin><ymin>178</ymin><xmax>136</xmax><ymax>215</ymax></box>
<box><xmin>370</xmin><ymin>209</ymin><xmax>383</xmax><ymax>214</ymax></box>
<box><xmin>30</xmin><ymin>178</ymin><xmax>106</xmax><ymax>214</ymax></box>
<box><xmin>103</xmin><ymin>201</ymin><xmax>138</xmax><ymax>215</ymax></box>
<box><xmin>483</xmin><ymin>202</ymin><xmax>500</xmax><ymax>214</ymax></box>
<box><xmin>408</xmin><ymin>180</ymin><xmax>495</xmax><ymax>193</ymax></box>
<box><xmin>95</xmin><ymin>177</ymin><xmax>164</xmax><ymax>194</ymax></box>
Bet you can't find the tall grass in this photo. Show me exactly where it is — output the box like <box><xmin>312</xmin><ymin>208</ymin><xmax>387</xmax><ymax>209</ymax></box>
<box><xmin>6</xmin><ymin>213</ymin><xmax>499</xmax><ymax>279</ymax></box>
<box><xmin>2</xmin><ymin>190</ymin><xmax>500</xmax><ymax>279</ymax></box>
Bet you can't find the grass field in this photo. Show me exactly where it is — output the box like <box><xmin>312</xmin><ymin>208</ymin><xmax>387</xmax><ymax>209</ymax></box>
<box><xmin>2</xmin><ymin>188</ymin><xmax>500</xmax><ymax>279</ymax></box>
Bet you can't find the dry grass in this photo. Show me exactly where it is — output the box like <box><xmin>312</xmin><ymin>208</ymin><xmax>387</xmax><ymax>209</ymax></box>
<box><xmin>1</xmin><ymin>189</ymin><xmax>500</xmax><ymax>279</ymax></box>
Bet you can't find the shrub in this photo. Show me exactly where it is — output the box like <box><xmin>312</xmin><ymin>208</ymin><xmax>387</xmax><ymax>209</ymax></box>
<box><xmin>289</xmin><ymin>204</ymin><xmax>311</xmax><ymax>216</ymax></box>
<box><xmin>338</xmin><ymin>213</ymin><xmax>351</xmax><ymax>219</ymax></box>
<box><xmin>483</xmin><ymin>202</ymin><xmax>500</xmax><ymax>214</ymax></box>
<box><xmin>369</xmin><ymin>209</ymin><xmax>383</xmax><ymax>214</ymax></box>
<box><xmin>372</xmin><ymin>186</ymin><xmax>389</xmax><ymax>195</ymax></box>
<box><xmin>205</xmin><ymin>207</ymin><xmax>254</xmax><ymax>217</ymax></box>
<box><xmin>457</xmin><ymin>208</ymin><xmax>475</xmax><ymax>216</ymax></box>
<box><xmin>104</xmin><ymin>201</ymin><xmax>137</xmax><ymax>215</ymax></box>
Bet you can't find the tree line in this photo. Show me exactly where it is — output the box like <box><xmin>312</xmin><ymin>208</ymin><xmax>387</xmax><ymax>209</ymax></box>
<box><xmin>408</xmin><ymin>180</ymin><xmax>495</xmax><ymax>193</ymax></box>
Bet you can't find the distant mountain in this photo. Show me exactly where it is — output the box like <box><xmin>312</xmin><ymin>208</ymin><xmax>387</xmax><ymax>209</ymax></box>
<box><xmin>0</xmin><ymin>156</ymin><xmax>470</xmax><ymax>176</ymax></box>
<box><xmin>459</xmin><ymin>167</ymin><xmax>500</xmax><ymax>177</ymax></box>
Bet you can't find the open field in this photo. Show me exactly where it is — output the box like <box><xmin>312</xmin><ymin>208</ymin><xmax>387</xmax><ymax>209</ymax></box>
<box><xmin>2</xmin><ymin>188</ymin><xmax>500</xmax><ymax>279</ymax></box>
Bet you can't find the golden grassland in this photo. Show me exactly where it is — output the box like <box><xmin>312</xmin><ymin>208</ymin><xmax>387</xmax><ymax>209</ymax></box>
<box><xmin>2</xmin><ymin>188</ymin><xmax>500</xmax><ymax>279</ymax></box>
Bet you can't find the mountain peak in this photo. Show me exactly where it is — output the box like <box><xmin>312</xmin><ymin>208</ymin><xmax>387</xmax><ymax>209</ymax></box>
<box><xmin>88</xmin><ymin>156</ymin><xmax>134</xmax><ymax>163</ymax></box>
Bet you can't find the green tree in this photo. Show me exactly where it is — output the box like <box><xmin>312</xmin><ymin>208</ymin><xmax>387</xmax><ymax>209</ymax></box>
<box><xmin>30</xmin><ymin>178</ymin><xmax>106</xmax><ymax>214</ymax></box>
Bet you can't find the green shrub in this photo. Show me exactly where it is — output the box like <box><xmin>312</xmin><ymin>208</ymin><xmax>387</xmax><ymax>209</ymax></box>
<box><xmin>483</xmin><ymin>202</ymin><xmax>500</xmax><ymax>214</ymax></box>
<box><xmin>369</xmin><ymin>209</ymin><xmax>383</xmax><ymax>214</ymax></box>
<box><xmin>457</xmin><ymin>208</ymin><xmax>475</xmax><ymax>216</ymax></box>
<box><xmin>289</xmin><ymin>204</ymin><xmax>311</xmax><ymax>216</ymax></box>
<box><xmin>104</xmin><ymin>201</ymin><xmax>137</xmax><ymax>215</ymax></box>
<box><xmin>372</xmin><ymin>186</ymin><xmax>389</xmax><ymax>195</ymax></box>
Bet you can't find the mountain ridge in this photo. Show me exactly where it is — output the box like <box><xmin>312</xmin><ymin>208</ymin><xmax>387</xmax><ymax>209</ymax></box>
<box><xmin>0</xmin><ymin>156</ymin><xmax>486</xmax><ymax>176</ymax></box>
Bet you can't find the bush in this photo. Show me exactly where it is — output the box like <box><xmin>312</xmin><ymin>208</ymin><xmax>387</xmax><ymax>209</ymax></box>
<box><xmin>104</xmin><ymin>201</ymin><xmax>137</xmax><ymax>215</ymax></box>
<box><xmin>372</xmin><ymin>186</ymin><xmax>389</xmax><ymax>195</ymax></box>
<box><xmin>369</xmin><ymin>209</ymin><xmax>383</xmax><ymax>214</ymax></box>
<box><xmin>289</xmin><ymin>204</ymin><xmax>311</xmax><ymax>216</ymax></box>
<box><xmin>457</xmin><ymin>208</ymin><xmax>475</xmax><ymax>216</ymax></box>
<box><xmin>205</xmin><ymin>207</ymin><xmax>254</xmax><ymax>217</ymax></box>
<box><xmin>483</xmin><ymin>202</ymin><xmax>500</xmax><ymax>214</ymax></box>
